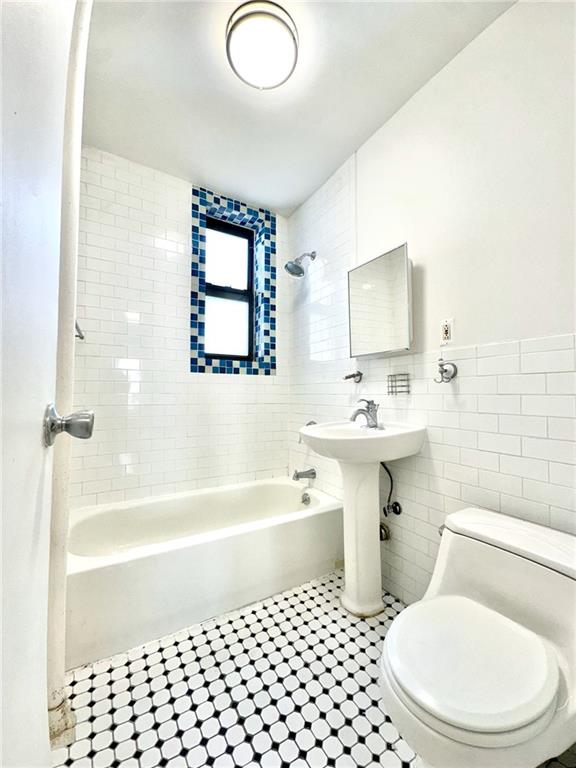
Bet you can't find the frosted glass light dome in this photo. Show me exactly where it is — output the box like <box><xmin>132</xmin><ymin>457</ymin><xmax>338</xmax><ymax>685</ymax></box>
<box><xmin>226</xmin><ymin>1</ymin><xmax>298</xmax><ymax>90</ymax></box>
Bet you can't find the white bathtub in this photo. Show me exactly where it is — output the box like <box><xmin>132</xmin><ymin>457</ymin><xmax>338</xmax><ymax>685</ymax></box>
<box><xmin>66</xmin><ymin>478</ymin><xmax>343</xmax><ymax>668</ymax></box>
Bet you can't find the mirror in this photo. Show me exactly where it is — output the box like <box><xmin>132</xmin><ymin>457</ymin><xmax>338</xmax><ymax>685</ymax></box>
<box><xmin>348</xmin><ymin>243</ymin><xmax>412</xmax><ymax>357</ymax></box>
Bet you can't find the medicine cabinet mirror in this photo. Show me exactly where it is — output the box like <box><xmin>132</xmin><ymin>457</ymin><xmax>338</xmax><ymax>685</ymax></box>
<box><xmin>348</xmin><ymin>243</ymin><xmax>412</xmax><ymax>357</ymax></box>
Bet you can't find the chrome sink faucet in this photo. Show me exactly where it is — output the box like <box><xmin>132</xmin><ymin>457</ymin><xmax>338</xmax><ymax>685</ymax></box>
<box><xmin>350</xmin><ymin>399</ymin><xmax>379</xmax><ymax>429</ymax></box>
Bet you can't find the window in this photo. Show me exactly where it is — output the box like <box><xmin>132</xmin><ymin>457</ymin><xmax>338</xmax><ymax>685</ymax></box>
<box><xmin>190</xmin><ymin>186</ymin><xmax>276</xmax><ymax>376</ymax></box>
<box><xmin>204</xmin><ymin>217</ymin><xmax>254</xmax><ymax>360</ymax></box>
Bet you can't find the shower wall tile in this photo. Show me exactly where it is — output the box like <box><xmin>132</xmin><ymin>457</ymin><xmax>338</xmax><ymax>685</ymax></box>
<box><xmin>73</xmin><ymin>146</ymin><xmax>575</xmax><ymax>607</ymax></box>
<box><xmin>71</xmin><ymin>147</ymin><xmax>291</xmax><ymax>507</ymax></box>
<box><xmin>287</xmin><ymin>159</ymin><xmax>576</xmax><ymax>606</ymax></box>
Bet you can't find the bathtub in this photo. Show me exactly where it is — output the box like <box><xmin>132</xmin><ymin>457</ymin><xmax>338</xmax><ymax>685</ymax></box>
<box><xmin>66</xmin><ymin>478</ymin><xmax>343</xmax><ymax>668</ymax></box>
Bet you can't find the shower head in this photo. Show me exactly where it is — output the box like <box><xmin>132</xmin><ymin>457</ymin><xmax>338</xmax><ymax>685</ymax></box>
<box><xmin>284</xmin><ymin>251</ymin><xmax>316</xmax><ymax>278</ymax></box>
<box><xmin>285</xmin><ymin>260</ymin><xmax>305</xmax><ymax>278</ymax></box>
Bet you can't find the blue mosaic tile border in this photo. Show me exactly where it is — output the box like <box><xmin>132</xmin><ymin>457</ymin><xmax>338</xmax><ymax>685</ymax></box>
<box><xmin>191</xmin><ymin>187</ymin><xmax>277</xmax><ymax>375</ymax></box>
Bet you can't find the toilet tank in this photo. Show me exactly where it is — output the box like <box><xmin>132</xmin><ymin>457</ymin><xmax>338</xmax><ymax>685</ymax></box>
<box><xmin>425</xmin><ymin>508</ymin><xmax>576</xmax><ymax>667</ymax></box>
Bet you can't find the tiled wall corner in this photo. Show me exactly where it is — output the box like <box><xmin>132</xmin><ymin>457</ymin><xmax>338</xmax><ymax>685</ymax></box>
<box><xmin>287</xmin><ymin>161</ymin><xmax>575</xmax><ymax>606</ymax></box>
<box><xmin>71</xmin><ymin>147</ymin><xmax>290</xmax><ymax>508</ymax></box>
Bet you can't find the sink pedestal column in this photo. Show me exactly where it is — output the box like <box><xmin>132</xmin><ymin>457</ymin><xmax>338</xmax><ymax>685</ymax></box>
<box><xmin>339</xmin><ymin>462</ymin><xmax>385</xmax><ymax>617</ymax></box>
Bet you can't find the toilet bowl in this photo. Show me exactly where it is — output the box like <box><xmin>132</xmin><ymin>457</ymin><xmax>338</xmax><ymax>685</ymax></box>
<box><xmin>379</xmin><ymin>508</ymin><xmax>576</xmax><ymax>768</ymax></box>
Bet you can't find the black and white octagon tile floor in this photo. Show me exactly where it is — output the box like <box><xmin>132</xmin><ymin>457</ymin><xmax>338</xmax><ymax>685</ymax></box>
<box><xmin>52</xmin><ymin>571</ymin><xmax>576</xmax><ymax>768</ymax></box>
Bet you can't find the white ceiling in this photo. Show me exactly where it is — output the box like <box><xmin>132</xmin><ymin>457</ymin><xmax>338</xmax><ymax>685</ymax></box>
<box><xmin>84</xmin><ymin>1</ymin><xmax>512</xmax><ymax>215</ymax></box>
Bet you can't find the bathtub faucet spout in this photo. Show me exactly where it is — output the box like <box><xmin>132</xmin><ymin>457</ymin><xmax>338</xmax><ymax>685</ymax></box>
<box><xmin>293</xmin><ymin>468</ymin><xmax>317</xmax><ymax>482</ymax></box>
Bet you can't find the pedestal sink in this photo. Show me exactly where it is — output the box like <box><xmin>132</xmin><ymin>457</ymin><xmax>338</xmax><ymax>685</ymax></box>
<box><xmin>299</xmin><ymin>420</ymin><xmax>426</xmax><ymax>617</ymax></box>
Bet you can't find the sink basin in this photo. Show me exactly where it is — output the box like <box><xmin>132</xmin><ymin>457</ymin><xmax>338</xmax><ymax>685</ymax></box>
<box><xmin>299</xmin><ymin>418</ymin><xmax>426</xmax><ymax>618</ymax></box>
<box><xmin>299</xmin><ymin>420</ymin><xmax>426</xmax><ymax>463</ymax></box>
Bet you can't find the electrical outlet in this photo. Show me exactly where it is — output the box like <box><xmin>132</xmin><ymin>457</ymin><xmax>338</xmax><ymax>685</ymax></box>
<box><xmin>441</xmin><ymin>318</ymin><xmax>454</xmax><ymax>345</ymax></box>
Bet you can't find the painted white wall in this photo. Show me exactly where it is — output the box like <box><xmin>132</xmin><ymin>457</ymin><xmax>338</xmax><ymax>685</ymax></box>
<box><xmin>288</xmin><ymin>2</ymin><xmax>576</xmax><ymax>605</ymax></box>
<box><xmin>356</xmin><ymin>2</ymin><xmax>575</xmax><ymax>352</ymax></box>
<box><xmin>2</xmin><ymin>1</ymin><xmax>76</xmax><ymax>765</ymax></box>
<box><xmin>289</xmin><ymin>164</ymin><xmax>576</xmax><ymax>607</ymax></box>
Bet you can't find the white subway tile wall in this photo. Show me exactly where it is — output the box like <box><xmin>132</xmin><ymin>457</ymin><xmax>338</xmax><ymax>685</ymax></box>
<box><xmin>287</xmin><ymin>159</ymin><xmax>575</xmax><ymax>605</ymax></box>
<box><xmin>73</xmin><ymin>148</ymin><xmax>574</xmax><ymax>607</ymax></box>
<box><xmin>71</xmin><ymin>147</ymin><xmax>290</xmax><ymax>507</ymax></box>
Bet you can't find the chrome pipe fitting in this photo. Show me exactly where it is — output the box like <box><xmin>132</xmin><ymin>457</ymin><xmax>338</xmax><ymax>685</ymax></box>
<box><xmin>293</xmin><ymin>468</ymin><xmax>317</xmax><ymax>481</ymax></box>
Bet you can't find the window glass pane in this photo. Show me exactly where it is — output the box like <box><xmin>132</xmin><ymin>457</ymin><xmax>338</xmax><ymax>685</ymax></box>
<box><xmin>204</xmin><ymin>296</ymin><xmax>249</xmax><ymax>357</ymax></box>
<box><xmin>205</xmin><ymin>227</ymin><xmax>249</xmax><ymax>289</ymax></box>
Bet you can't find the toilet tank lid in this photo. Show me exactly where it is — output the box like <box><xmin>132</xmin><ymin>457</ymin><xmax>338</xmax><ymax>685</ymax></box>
<box><xmin>445</xmin><ymin>508</ymin><xmax>576</xmax><ymax>580</ymax></box>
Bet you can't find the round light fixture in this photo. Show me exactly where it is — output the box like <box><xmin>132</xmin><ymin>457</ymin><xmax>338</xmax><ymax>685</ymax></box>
<box><xmin>226</xmin><ymin>1</ymin><xmax>298</xmax><ymax>90</ymax></box>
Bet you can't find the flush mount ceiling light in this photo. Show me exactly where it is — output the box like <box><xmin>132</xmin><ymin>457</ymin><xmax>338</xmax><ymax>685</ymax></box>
<box><xmin>226</xmin><ymin>1</ymin><xmax>298</xmax><ymax>90</ymax></box>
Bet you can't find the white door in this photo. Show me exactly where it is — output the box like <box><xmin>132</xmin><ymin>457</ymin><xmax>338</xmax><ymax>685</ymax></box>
<box><xmin>2</xmin><ymin>2</ymin><xmax>77</xmax><ymax>766</ymax></box>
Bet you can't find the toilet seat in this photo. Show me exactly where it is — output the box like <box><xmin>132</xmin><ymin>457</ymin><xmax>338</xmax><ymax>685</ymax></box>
<box><xmin>382</xmin><ymin>595</ymin><xmax>559</xmax><ymax>748</ymax></box>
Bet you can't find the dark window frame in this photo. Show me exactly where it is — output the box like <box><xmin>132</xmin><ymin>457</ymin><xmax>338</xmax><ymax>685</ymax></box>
<box><xmin>204</xmin><ymin>216</ymin><xmax>255</xmax><ymax>361</ymax></box>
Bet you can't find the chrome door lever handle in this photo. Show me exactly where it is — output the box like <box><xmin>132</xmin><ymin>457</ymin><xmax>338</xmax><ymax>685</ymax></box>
<box><xmin>44</xmin><ymin>403</ymin><xmax>94</xmax><ymax>446</ymax></box>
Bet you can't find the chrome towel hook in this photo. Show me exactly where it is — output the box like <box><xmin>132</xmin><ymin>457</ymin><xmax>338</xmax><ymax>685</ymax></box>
<box><xmin>434</xmin><ymin>358</ymin><xmax>458</xmax><ymax>384</ymax></box>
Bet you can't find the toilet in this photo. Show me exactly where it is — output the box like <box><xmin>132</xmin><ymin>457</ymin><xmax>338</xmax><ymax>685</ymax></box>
<box><xmin>379</xmin><ymin>508</ymin><xmax>576</xmax><ymax>768</ymax></box>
